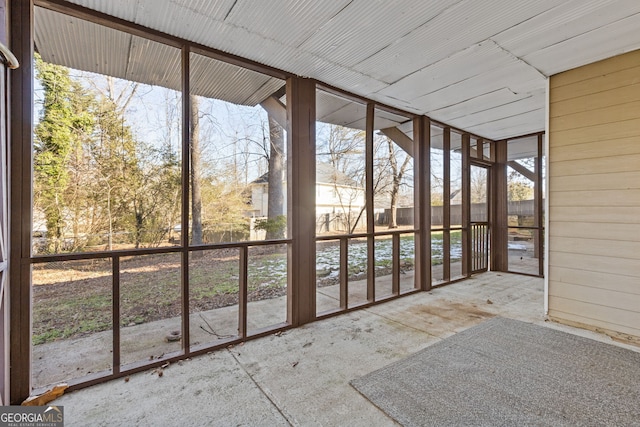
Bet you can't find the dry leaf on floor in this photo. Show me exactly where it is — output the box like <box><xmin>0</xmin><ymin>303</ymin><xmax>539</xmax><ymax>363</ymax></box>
<box><xmin>22</xmin><ymin>384</ymin><xmax>68</xmax><ymax>406</ymax></box>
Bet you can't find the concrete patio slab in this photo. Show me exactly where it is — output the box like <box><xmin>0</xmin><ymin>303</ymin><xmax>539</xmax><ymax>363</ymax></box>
<box><xmin>52</xmin><ymin>272</ymin><xmax>638</xmax><ymax>426</ymax></box>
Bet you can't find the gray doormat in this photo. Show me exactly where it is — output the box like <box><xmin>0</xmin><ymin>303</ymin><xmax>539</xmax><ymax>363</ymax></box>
<box><xmin>351</xmin><ymin>317</ymin><xmax>640</xmax><ymax>426</ymax></box>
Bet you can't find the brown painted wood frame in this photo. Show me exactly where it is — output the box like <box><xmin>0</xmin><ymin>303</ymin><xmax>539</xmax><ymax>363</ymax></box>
<box><xmin>469</xmin><ymin>161</ymin><xmax>492</xmax><ymax>274</ymax></box>
<box><xmin>365</xmin><ymin>103</ymin><xmax>375</xmax><ymax>302</ymax></box>
<box><xmin>491</xmin><ymin>140</ymin><xmax>509</xmax><ymax>272</ymax></box>
<box><xmin>442</xmin><ymin>128</ymin><xmax>451</xmax><ymax>282</ymax></box>
<box><xmin>502</xmin><ymin>131</ymin><xmax>545</xmax><ymax>278</ymax></box>
<box><xmin>9</xmin><ymin>0</ymin><xmax>557</xmax><ymax>402</ymax></box>
<box><xmin>537</xmin><ymin>133</ymin><xmax>544</xmax><ymax>277</ymax></box>
<box><xmin>9</xmin><ymin>0</ymin><xmax>33</xmax><ymax>404</ymax></box>
<box><xmin>414</xmin><ymin>115</ymin><xmax>431</xmax><ymax>291</ymax></box>
<box><xmin>287</xmin><ymin>77</ymin><xmax>316</xmax><ymax>326</ymax></box>
<box><xmin>181</xmin><ymin>45</ymin><xmax>191</xmax><ymax>356</ymax></box>
<box><xmin>461</xmin><ymin>134</ymin><xmax>471</xmax><ymax>277</ymax></box>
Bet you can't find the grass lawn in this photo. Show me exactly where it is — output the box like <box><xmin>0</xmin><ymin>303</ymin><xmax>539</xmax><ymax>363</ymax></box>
<box><xmin>32</xmin><ymin>233</ymin><xmax>463</xmax><ymax>344</ymax></box>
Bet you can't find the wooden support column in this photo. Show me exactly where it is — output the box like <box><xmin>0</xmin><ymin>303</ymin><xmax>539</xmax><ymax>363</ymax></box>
<box><xmin>413</xmin><ymin>116</ymin><xmax>431</xmax><ymax>291</ymax></box>
<box><xmin>491</xmin><ymin>140</ymin><xmax>508</xmax><ymax>272</ymax></box>
<box><xmin>365</xmin><ymin>103</ymin><xmax>375</xmax><ymax>302</ymax></box>
<box><xmin>286</xmin><ymin>77</ymin><xmax>315</xmax><ymax>326</ymax></box>
<box><xmin>461</xmin><ymin>134</ymin><xmax>471</xmax><ymax>277</ymax></box>
<box><xmin>9</xmin><ymin>0</ymin><xmax>33</xmax><ymax>404</ymax></box>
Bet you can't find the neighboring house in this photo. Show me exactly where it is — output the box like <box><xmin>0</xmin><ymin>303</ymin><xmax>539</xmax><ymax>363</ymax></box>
<box><xmin>249</xmin><ymin>163</ymin><xmax>366</xmax><ymax>233</ymax></box>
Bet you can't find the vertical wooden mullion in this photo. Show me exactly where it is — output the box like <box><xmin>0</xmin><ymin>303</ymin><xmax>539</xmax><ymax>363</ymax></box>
<box><xmin>0</xmin><ymin>58</ymin><xmax>7</xmax><ymax>404</ymax></box>
<box><xmin>484</xmin><ymin>224</ymin><xmax>488</xmax><ymax>270</ymax></box>
<box><xmin>9</xmin><ymin>0</ymin><xmax>33</xmax><ymax>404</ymax></box>
<box><xmin>537</xmin><ymin>133</ymin><xmax>544</xmax><ymax>277</ymax></box>
<box><xmin>339</xmin><ymin>237</ymin><xmax>348</xmax><ymax>310</ymax></box>
<box><xmin>471</xmin><ymin>225</ymin><xmax>476</xmax><ymax>271</ymax></box>
<box><xmin>238</xmin><ymin>245</ymin><xmax>248</xmax><ymax>338</ymax></box>
<box><xmin>442</xmin><ymin>128</ymin><xmax>451</xmax><ymax>282</ymax></box>
<box><xmin>486</xmin><ymin>224</ymin><xmax>490</xmax><ymax>270</ymax></box>
<box><xmin>478</xmin><ymin>225</ymin><xmax>482</xmax><ymax>270</ymax></box>
<box><xmin>112</xmin><ymin>255</ymin><xmax>120</xmax><ymax>374</ymax></box>
<box><xmin>413</xmin><ymin>115</ymin><xmax>431</xmax><ymax>291</ymax></box>
<box><xmin>478</xmin><ymin>138</ymin><xmax>484</xmax><ymax>161</ymax></box>
<box><xmin>392</xmin><ymin>233</ymin><xmax>400</xmax><ymax>295</ymax></box>
<box><xmin>180</xmin><ymin>45</ymin><xmax>191</xmax><ymax>354</ymax></box>
<box><xmin>365</xmin><ymin>103</ymin><xmax>375</xmax><ymax>302</ymax></box>
<box><xmin>486</xmin><ymin>165</ymin><xmax>492</xmax><ymax>271</ymax></box>
<box><xmin>461</xmin><ymin>134</ymin><xmax>471</xmax><ymax>277</ymax></box>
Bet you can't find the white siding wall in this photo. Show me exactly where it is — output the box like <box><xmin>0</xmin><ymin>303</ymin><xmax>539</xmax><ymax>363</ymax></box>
<box><xmin>548</xmin><ymin>50</ymin><xmax>640</xmax><ymax>342</ymax></box>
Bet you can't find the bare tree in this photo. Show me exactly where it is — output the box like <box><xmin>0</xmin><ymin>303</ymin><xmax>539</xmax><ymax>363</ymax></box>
<box><xmin>190</xmin><ymin>95</ymin><xmax>203</xmax><ymax>245</ymax></box>
<box><xmin>266</xmin><ymin>115</ymin><xmax>285</xmax><ymax>239</ymax></box>
<box><xmin>386</xmin><ymin>137</ymin><xmax>411</xmax><ymax>229</ymax></box>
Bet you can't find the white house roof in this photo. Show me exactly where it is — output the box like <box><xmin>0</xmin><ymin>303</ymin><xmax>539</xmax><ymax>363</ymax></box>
<box><xmin>35</xmin><ymin>0</ymin><xmax>640</xmax><ymax>140</ymax></box>
<box><xmin>251</xmin><ymin>163</ymin><xmax>360</xmax><ymax>188</ymax></box>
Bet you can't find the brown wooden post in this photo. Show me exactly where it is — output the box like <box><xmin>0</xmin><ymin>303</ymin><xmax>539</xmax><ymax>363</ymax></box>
<box><xmin>9</xmin><ymin>0</ymin><xmax>32</xmax><ymax>404</ymax></box>
<box><xmin>180</xmin><ymin>45</ymin><xmax>191</xmax><ymax>354</ymax></box>
<box><xmin>238</xmin><ymin>246</ymin><xmax>248</xmax><ymax>337</ymax></box>
<box><xmin>286</xmin><ymin>77</ymin><xmax>316</xmax><ymax>326</ymax></box>
<box><xmin>413</xmin><ymin>116</ymin><xmax>431</xmax><ymax>291</ymax></box>
<box><xmin>491</xmin><ymin>140</ymin><xmax>509</xmax><ymax>272</ymax></box>
<box><xmin>392</xmin><ymin>233</ymin><xmax>400</xmax><ymax>295</ymax></box>
<box><xmin>365</xmin><ymin>103</ymin><xmax>375</xmax><ymax>302</ymax></box>
<box><xmin>536</xmin><ymin>133</ymin><xmax>544</xmax><ymax>277</ymax></box>
<box><xmin>461</xmin><ymin>134</ymin><xmax>471</xmax><ymax>276</ymax></box>
<box><xmin>442</xmin><ymin>128</ymin><xmax>451</xmax><ymax>281</ymax></box>
<box><xmin>339</xmin><ymin>237</ymin><xmax>348</xmax><ymax>309</ymax></box>
<box><xmin>112</xmin><ymin>255</ymin><xmax>120</xmax><ymax>374</ymax></box>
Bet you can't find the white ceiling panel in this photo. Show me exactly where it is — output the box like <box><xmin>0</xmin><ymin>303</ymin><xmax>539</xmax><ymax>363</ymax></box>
<box><xmin>35</xmin><ymin>7</ymin><xmax>133</xmax><ymax>81</ymax></box>
<box><xmin>376</xmin><ymin>40</ymin><xmax>520</xmax><ymax>102</ymax></box>
<box><xmin>126</xmin><ymin>36</ymin><xmax>181</xmax><ymax>90</ymax></box>
<box><xmin>42</xmin><ymin>0</ymin><xmax>640</xmax><ymax>140</ymax></box>
<box><xmin>300</xmin><ymin>0</ymin><xmax>459</xmax><ymax>68</ymax></box>
<box><xmin>225</xmin><ymin>0</ymin><xmax>351</xmax><ymax>48</ymax></box>
<box><xmin>374</xmin><ymin>109</ymin><xmax>412</xmax><ymax>128</ymax></box>
<box><xmin>65</xmin><ymin>0</ymin><xmax>139</xmax><ymax>21</ymax></box>
<box><xmin>190</xmin><ymin>53</ymin><xmax>284</xmax><ymax>106</ymax></box>
<box><xmin>131</xmin><ymin>0</ymin><xmax>233</xmax><ymax>45</ymax></box>
<box><xmin>466</xmin><ymin>109</ymin><xmax>546</xmax><ymax>140</ymax></box>
<box><xmin>352</xmin><ymin>0</ymin><xmax>560</xmax><ymax>83</ymax></box>
<box><xmin>316</xmin><ymin>90</ymin><xmax>366</xmax><ymax>128</ymax></box>
<box><xmin>523</xmin><ymin>13</ymin><xmax>640</xmax><ymax>76</ymax></box>
<box><xmin>492</xmin><ymin>0</ymin><xmax>640</xmax><ymax>58</ymax></box>
<box><xmin>170</xmin><ymin>0</ymin><xmax>236</xmax><ymax>21</ymax></box>
<box><xmin>411</xmin><ymin>61</ymin><xmax>546</xmax><ymax>112</ymax></box>
<box><xmin>507</xmin><ymin>136</ymin><xmax>541</xmax><ymax>161</ymax></box>
<box><xmin>315</xmin><ymin>65</ymin><xmax>389</xmax><ymax>97</ymax></box>
<box><xmin>445</xmin><ymin>91</ymin><xmax>544</xmax><ymax>129</ymax></box>
<box><xmin>429</xmin><ymin>88</ymin><xmax>528</xmax><ymax>123</ymax></box>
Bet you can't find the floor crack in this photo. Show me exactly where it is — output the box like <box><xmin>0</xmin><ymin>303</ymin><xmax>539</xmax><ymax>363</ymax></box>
<box><xmin>227</xmin><ymin>348</ymin><xmax>295</xmax><ymax>426</ymax></box>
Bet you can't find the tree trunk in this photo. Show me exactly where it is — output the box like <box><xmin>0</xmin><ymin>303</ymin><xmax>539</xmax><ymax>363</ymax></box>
<box><xmin>387</xmin><ymin>138</ymin><xmax>411</xmax><ymax>229</ymax></box>
<box><xmin>389</xmin><ymin>184</ymin><xmax>399</xmax><ymax>229</ymax></box>
<box><xmin>266</xmin><ymin>115</ymin><xmax>285</xmax><ymax>239</ymax></box>
<box><xmin>190</xmin><ymin>95</ymin><xmax>203</xmax><ymax>245</ymax></box>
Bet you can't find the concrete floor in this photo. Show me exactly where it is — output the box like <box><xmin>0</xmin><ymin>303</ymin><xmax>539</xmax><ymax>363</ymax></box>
<box><xmin>53</xmin><ymin>272</ymin><xmax>637</xmax><ymax>426</ymax></box>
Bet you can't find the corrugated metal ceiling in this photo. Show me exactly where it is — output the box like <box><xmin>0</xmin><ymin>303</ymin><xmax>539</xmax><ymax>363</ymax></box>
<box><xmin>35</xmin><ymin>7</ymin><xmax>285</xmax><ymax>107</ymax></box>
<box><xmin>45</xmin><ymin>0</ymin><xmax>640</xmax><ymax>140</ymax></box>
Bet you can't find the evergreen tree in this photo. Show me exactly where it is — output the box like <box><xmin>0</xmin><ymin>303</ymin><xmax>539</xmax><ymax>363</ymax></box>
<box><xmin>34</xmin><ymin>54</ymin><xmax>94</xmax><ymax>252</ymax></box>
